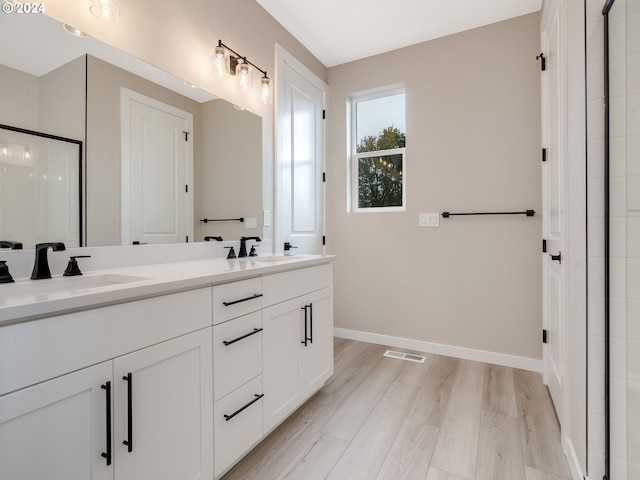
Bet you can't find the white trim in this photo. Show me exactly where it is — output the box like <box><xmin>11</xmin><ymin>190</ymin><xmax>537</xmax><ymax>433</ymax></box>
<box><xmin>563</xmin><ymin>437</ymin><xmax>586</xmax><ymax>480</ymax></box>
<box><xmin>334</xmin><ymin>327</ymin><xmax>542</xmax><ymax>372</ymax></box>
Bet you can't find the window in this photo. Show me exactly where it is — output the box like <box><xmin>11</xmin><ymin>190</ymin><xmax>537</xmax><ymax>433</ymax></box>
<box><xmin>350</xmin><ymin>88</ymin><xmax>406</xmax><ymax>212</ymax></box>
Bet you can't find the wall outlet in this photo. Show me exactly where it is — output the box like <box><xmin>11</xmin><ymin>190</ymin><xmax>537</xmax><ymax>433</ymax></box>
<box><xmin>245</xmin><ymin>217</ymin><xmax>258</xmax><ymax>228</ymax></box>
<box><xmin>263</xmin><ymin>210</ymin><xmax>271</xmax><ymax>227</ymax></box>
<box><xmin>419</xmin><ymin>213</ymin><xmax>439</xmax><ymax>227</ymax></box>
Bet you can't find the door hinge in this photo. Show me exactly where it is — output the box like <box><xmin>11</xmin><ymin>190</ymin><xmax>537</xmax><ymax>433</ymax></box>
<box><xmin>322</xmin><ymin>109</ymin><xmax>326</xmax><ymax>120</ymax></box>
<box><xmin>542</xmin><ymin>148</ymin><xmax>547</xmax><ymax>162</ymax></box>
<box><xmin>543</xmin><ymin>329</ymin><xmax>548</xmax><ymax>344</ymax></box>
<box><xmin>323</xmin><ymin>172</ymin><xmax>326</xmax><ymax>182</ymax></box>
<box><xmin>322</xmin><ymin>235</ymin><xmax>326</xmax><ymax>246</ymax></box>
<box><xmin>183</xmin><ymin>131</ymin><xmax>190</xmax><ymax>141</ymax></box>
<box><xmin>542</xmin><ymin>239</ymin><xmax>547</xmax><ymax>253</ymax></box>
<box><xmin>536</xmin><ymin>52</ymin><xmax>546</xmax><ymax>71</ymax></box>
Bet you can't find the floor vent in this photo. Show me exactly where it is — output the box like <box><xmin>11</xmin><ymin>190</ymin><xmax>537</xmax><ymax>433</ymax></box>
<box><xmin>383</xmin><ymin>350</ymin><xmax>426</xmax><ymax>363</ymax></box>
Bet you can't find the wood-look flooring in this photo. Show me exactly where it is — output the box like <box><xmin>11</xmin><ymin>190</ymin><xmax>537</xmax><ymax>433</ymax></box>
<box><xmin>222</xmin><ymin>338</ymin><xmax>572</xmax><ymax>480</ymax></box>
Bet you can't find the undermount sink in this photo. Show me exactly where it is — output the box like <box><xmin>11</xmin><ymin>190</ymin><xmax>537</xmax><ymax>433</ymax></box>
<box><xmin>0</xmin><ymin>274</ymin><xmax>150</xmax><ymax>300</ymax></box>
<box><xmin>240</xmin><ymin>255</ymin><xmax>290</xmax><ymax>263</ymax></box>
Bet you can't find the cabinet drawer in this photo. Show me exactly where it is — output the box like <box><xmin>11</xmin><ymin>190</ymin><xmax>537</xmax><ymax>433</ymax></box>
<box><xmin>214</xmin><ymin>375</ymin><xmax>263</xmax><ymax>477</ymax></box>
<box><xmin>262</xmin><ymin>264</ymin><xmax>332</xmax><ymax>307</ymax></box>
<box><xmin>213</xmin><ymin>312</ymin><xmax>262</xmax><ymax>401</ymax></box>
<box><xmin>212</xmin><ymin>277</ymin><xmax>262</xmax><ymax>325</ymax></box>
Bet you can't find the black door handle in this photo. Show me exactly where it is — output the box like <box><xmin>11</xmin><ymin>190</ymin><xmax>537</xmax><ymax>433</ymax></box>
<box><xmin>549</xmin><ymin>252</ymin><xmax>562</xmax><ymax>264</ymax></box>
<box><xmin>122</xmin><ymin>373</ymin><xmax>133</xmax><ymax>452</ymax></box>
<box><xmin>101</xmin><ymin>381</ymin><xmax>112</xmax><ymax>465</ymax></box>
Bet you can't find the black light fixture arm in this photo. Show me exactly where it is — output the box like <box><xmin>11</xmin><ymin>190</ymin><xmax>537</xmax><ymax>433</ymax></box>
<box><xmin>218</xmin><ymin>40</ymin><xmax>269</xmax><ymax>78</ymax></box>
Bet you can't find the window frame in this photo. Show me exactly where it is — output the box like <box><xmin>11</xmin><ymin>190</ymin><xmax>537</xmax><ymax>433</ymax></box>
<box><xmin>349</xmin><ymin>86</ymin><xmax>406</xmax><ymax>213</ymax></box>
<box><xmin>351</xmin><ymin>147</ymin><xmax>406</xmax><ymax>213</ymax></box>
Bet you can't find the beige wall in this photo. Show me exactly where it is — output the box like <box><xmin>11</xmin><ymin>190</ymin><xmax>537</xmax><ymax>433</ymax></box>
<box><xmin>197</xmin><ymin>100</ymin><xmax>262</xmax><ymax>242</ymax></box>
<box><xmin>326</xmin><ymin>13</ymin><xmax>542</xmax><ymax>361</ymax></box>
<box><xmin>43</xmin><ymin>0</ymin><xmax>326</xmax><ymax>116</ymax></box>
<box><xmin>86</xmin><ymin>55</ymin><xmax>201</xmax><ymax>246</ymax></box>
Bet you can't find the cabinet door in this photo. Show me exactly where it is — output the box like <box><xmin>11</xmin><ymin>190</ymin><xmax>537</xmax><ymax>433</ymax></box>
<box><xmin>0</xmin><ymin>361</ymin><xmax>112</xmax><ymax>480</ymax></box>
<box><xmin>262</xmin><ymin>298</ymin><xmax>303</xmax><ymax>432</ymax></box>
<box><xmin>299</xmin><ymin>287</ymin><xmax>334</xmax><ymax>397</ymax></box>
<box><xmin>113</xmin><ymin>328</ymin><xmax>213</xmax><ymax>480</ymax></box>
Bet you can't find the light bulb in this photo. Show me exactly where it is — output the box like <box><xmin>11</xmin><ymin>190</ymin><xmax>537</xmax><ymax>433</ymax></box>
<box><xmin>235</xmin><ymin>59</ymin><xmax>252</xmax><ymax>93</ymax></box>
<box><xmin>23</xmin><ymin>146</ymin><xmax>30</xmax><ymax>160</ymax></box>
<box><xmin>90</xmin><ymin>0</ymin><xmax>120</xmax><ymax>22</ymax></box>
<box><xmin>212</xmin><ymin>45</ymin><xmax>228</xmax><ymax>79</ymax></box>
<box><xmin>260</xmin><ymin>76</ymin><xmax>273</xmax><ymax>105</ymax></box>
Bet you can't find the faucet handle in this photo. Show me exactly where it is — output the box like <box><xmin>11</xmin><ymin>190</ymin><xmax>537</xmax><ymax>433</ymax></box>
<box><xmin>63</xmin><ymin>255</ymin><xmax>91</xmax><ymax>277</ymax></box>
<box><xmin>0</xmin><ymin>260</ymin><xmax>14</xmax><ymax>283</ymax></box>
<box><xmin>249</xmin><ymin>245</ymin><xmax>259</xmax><ymax>257</ymax></box>
<box><xmin>225</xmin><ymin>246</ymin><xmax>237</xmax><ymax>259</ymax></box>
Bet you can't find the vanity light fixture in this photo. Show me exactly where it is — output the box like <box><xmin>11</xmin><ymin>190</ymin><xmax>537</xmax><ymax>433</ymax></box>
<box><xmin>90</xmin><ymin>0</ymin><xmax>120</xmax><ymax>22</ymax></box>
<box><xmin>212</xmin><ymin>40</ymin><xmax>273</xmax><ymax>105</ymax></box>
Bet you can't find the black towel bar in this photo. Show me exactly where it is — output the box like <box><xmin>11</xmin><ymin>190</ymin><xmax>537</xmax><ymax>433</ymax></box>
<box><xmin>441</xmin><ymin>210</ymin><xmax>535</xmax><ymax>218</ymax></box>
<box><xmin>200</xmin><ymin>217</ymin><xmax>244</xmax><ymax>223</ymax></box>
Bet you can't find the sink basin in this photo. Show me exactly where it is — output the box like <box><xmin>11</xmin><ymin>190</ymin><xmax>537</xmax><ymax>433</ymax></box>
<box><xmin>0</xmin><ymin>274</ymin><xmax>150</xmax><ymax>300</ymax></box>
<box><xmin>240</xmin><ymin>255</ymin><xmax>290</xmax><ymax>263</ymax></box>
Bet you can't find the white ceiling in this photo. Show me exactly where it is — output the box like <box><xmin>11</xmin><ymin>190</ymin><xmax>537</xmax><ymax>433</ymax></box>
<box><xmin>257</xmin><ymin>0</ymin><xmax>542</xmax><ymax>67</ymax></box>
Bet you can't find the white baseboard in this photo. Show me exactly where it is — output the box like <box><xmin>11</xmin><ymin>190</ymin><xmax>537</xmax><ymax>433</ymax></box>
<box><xmin>563</xmin><ymin>437</ymin><xmax>585</xmax><ymax>480</ymax></box>
<box><xmin>334</xmin><ymin>327</ymin><xmax>542</xmax><ymax>372</ymax></box>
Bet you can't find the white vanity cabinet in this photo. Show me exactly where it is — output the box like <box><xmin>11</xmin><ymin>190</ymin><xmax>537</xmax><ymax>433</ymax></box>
<box><xmin>0</xmin><ymin>361</ymin><xmax>112</xmax><ymax>480</ymax></box>
<box><xmin>262</xmin><ymin>265</ymin><xmax>333</xmax><ymax>433</ymax></box>
<box><xmin>0</xmin><ymin>289</ymin><xmax>213</xmax><ymax>480</ymax></box>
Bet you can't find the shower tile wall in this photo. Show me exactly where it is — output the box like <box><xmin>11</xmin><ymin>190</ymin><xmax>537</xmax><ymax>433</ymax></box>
<box><xmin>586</xmin><ymin>0</ymin><xmax>630</xmax><ymax>478</ymax></box>
<box><xmin>627</xmin><ymin>3</ymin><xmax>640</xmax><ymax>479</ymax></box>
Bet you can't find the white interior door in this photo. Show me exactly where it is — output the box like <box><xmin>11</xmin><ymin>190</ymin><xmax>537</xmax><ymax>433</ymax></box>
<box><xmin>541</xmin><ymin>1</ymin><xmax>565</xmax><ymax>423</ymax></box>
<box><xmin>276</xmin><ymin>46</ymin><xmax>327</xmax><ymax>254</ymax></box>
<box><xmin>121</xmin><ymin>88</ymin><xmax>193</xmax><ymax>245</ymax></box>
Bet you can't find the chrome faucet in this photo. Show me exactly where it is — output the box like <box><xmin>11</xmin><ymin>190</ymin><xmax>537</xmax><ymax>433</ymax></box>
<box><xmin>31</xmin><ymin>242</ymin><xmax>66</xmax><ymax>280</ymax></box>
<box><xmin>238</xmin><ymin>237</ymin><xmax>261</xmax><ymax>257</ymax></box>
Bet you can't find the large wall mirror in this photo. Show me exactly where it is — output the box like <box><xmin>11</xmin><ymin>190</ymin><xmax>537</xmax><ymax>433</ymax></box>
<box><xmin>0</xmin><ymin>13</ymin><xmax>263</xmax><ymax>250</ymax></box>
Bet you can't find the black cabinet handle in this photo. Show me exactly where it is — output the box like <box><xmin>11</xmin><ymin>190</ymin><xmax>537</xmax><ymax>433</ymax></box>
<box><xmin>549</xmin><ymin>252</ymin><xmax>562</xmax><ymax>264</ymax></box>
<box><xmin>224</xmin><ymin>393</ymin><xmax>264</xmax><ymax>422</ymax></box>
<box><xmin>122</xmin><ymin>373</ymin><xmax>133</xmax><ymax>452</ymax></box>
<box><xmin>101</xmin><ymin>381</ymin><xmax>112</xmax><ymax>466</ymax></box>
<box><xmin>223</xmin><ymin>328</ymin><xmax>263</xmax><ymax>346</ymax></box>
<box><xmin>301</xmin><ymin>305</ymin><xmax>308</xmax><ymax>346</ymax></box>
<box><xmin>308</xmin><ymin>303</ymin><xmax>313</xmax><ymax>344</ymax></box>
<box><xmin>222</xmin><ymin>293</ymin><xmax>263</xmax><ymax>307</ymax></box>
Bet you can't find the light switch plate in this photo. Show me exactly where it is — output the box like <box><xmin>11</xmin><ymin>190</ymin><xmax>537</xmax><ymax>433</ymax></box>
<box><xmin>263</xmin><ymin>210</ymin><xmax>271</xmax><ymax>227</ymax></box>
<box><xmin>245</xmin><ymin>217</ymin><xmax>258</xmax><ymax>228</ymax></box>
<box><xmin>419</xmin><ymin>213</ymin><xmax>439</xmax><ymax>227</ymax></box>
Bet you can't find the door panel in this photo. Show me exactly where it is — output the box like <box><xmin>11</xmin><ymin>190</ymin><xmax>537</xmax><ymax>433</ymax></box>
<box><xmin>277</xmin><ymin>47</ymin><xmax>326</xmax><ymax>254</ymax></box>
<box><xmin>121</xmin><ymin>88</ymin><xmax>193</xmax><ymax>245</ymax></box>
<box><xmin>113</xmin><ymin>329</ymin><xmax>213</xmax><ymax>480</ymax></box>
<box><xmin>542</xmin><ymin>1</ymin><xmax>565</xmax><ymax>422</ymax></box>
<box><xmin>0</xmin><ymin>362</ymin><xmax>112</xmax><ymax>480</ymax></box>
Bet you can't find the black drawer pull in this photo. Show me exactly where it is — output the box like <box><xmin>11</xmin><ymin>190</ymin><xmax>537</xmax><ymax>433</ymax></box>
<box><xmin>100</xmin><ymin>381</ymin><xmax>112</xmax><ymax>465</ymax></box>
<box><xmin>122</xmin><ymin>373</ymin><xmax>133</xmax><ymax>452</ymax></box>
<box><xmin>224</xmin><ymin>393</ymin><xmax>264</xmax><ymax>422</ymax></box>
<box><xmin>223</xmin><ymin>328</ymin><xmax>263</xmax><ymax>346</ymax></box>
<box><xmin>223</xmin><ymin>293</ymin><xmax>263</xmax><ymax>307</ymax></box>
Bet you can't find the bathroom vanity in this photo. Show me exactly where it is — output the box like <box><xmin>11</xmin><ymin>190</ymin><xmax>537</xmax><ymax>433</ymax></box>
<box><xmin>0</xmin><ymin>254</ymin><xmax>334</xmax><ymax>480</ymax></box>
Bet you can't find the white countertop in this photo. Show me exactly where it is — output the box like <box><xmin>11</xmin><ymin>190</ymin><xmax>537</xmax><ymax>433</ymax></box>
<box><xmin>0</xmin><ymin>254</ymin><xmax>333</xmax><ymax>326</ymax></box>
